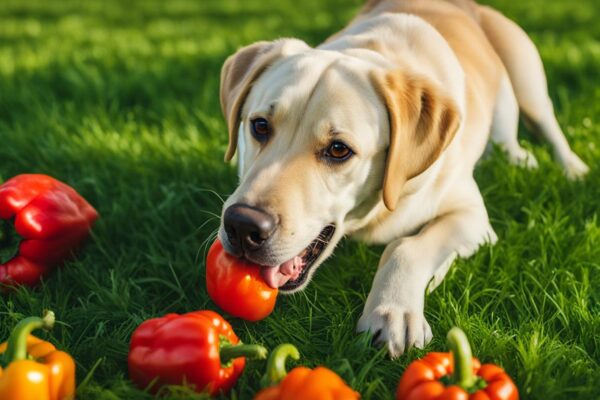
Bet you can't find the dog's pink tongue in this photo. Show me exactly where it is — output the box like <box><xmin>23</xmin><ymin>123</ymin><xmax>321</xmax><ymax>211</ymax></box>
<box><xmin>261</xmin><ymin>256</ymin><xmax>304</xmax><ymax>288</ymax></box>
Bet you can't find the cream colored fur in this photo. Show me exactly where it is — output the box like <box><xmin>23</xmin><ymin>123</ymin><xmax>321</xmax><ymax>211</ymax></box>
<box><xmin>218</xmin><ymin>0</ymin><xmax>588</xmax><ymax>357</ymax></box>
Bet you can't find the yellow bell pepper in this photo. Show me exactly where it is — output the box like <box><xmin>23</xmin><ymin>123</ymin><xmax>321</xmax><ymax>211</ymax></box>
<box><xmin>0</xmin><ymin>311</ymin><xmax>75</xmax><ymax>400</ymax></box>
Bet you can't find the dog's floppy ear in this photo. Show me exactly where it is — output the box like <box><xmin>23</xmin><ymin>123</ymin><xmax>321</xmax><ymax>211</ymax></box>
<box><xmin>371</xmin><ymin>70</ymin><xmax>461</xmax><ymax>211</ymax></box>
<box><xmin>220</xmin><ymin>39</ymin><xmax>309</xmax><ymax>162</ymax></box>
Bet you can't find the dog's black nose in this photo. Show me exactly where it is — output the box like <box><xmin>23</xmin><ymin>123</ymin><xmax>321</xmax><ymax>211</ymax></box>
<box><xmin>224</xmin><ymin>204</ymin><xmax>276</xmax><ymax>253</ymax></box>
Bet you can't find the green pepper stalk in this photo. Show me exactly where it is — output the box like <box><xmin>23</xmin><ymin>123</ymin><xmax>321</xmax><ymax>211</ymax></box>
<box><xmin>220</xmin><ymin>342</ymin><xmax>268</xmax><ymax>365</ymax></box>
<box><xmin>447</xmin><ymin>327</ymin><xmax>487</xmax><ymax>392</ymax></box>
<box><xmin>260</xmin><ymin>343</ymin><xmax>300</xmax><ymax>387</ymax></box>
<box><xmin>1</xmin><ymin>310</ymin><xmax>55</xmax><ymax>366</ymax></box>
<box><xmin>0</xmin><ymin>219</ymin><xmax>19</xmax><ymax>262</ymax></box>
<box><xmin>0</xmin><ymin>219</ymin><xmax>8</xmax><ymax>243</ymax></box>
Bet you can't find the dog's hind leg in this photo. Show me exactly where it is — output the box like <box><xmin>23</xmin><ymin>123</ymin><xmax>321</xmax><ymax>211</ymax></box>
<box><xmin>489</xmin><ymin>74</ymin><xmax>538</xmax><ymax>168</ymax></box>
<box><xmin>479</xmin><ymin>6</ymin><xmax>589</xmax><ymax>178</ymax></box>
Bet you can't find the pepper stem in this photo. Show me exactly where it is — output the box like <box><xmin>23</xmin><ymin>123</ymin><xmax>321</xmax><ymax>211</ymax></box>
<box><xmin>0</xmin><ymin>220</ymin><xmax>7</xmax><ymax>243</ymax></box>
<box><xmin>447</xmin><ymin>327</ymin><xmax>477</xmax><ymax>389</ymax></box>
<box><xmin>260</xmin><ymin>343</ymin><xmax>300</xmax><ymax>388</ymax></box>
<box><xmin>220</xmin><ymin>343</ymin><xmax>268</xmax><ymax>364</ymax></box>
<box><xmin>3</xmin><ymin>311</ymin><xmax>55</xmax><ymax>364</ymax></box>
<box><xmin>0</xmin><ymin>219</ymin><xmax>20</xmax><ymax>264</ymax></box>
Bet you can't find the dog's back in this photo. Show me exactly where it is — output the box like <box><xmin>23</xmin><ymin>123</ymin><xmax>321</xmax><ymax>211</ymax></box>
<box><xmin>348</xmin><ymin>0</ymin><xmax>589</xmax><ymax>177</ymax></box>
<box><xmin>347</xmin><ymin>0</ymin><xmax>504</xmax><ymax>167</ymax></box>
<box><xmin>362</xmin><ymin>0</ymin><xmax>480</xmax><ymax>19</ymax></box>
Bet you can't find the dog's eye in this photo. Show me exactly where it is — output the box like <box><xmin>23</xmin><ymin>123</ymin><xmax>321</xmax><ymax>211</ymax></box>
<box><xmin>250</xmin><ymin>118</ymin><xmax>270</xmax><ymax>142</ymax></box>
<box><xmin>324</xmin><ymin>141</ymin><xmax>353</xmax><ymax>162</ymax></box>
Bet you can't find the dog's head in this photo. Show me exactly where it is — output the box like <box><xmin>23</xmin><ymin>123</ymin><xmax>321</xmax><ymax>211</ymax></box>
<box><xmin>217</xmin><ymin>39</ymin><xmax>460</xmax><ymax>292</ymax></box>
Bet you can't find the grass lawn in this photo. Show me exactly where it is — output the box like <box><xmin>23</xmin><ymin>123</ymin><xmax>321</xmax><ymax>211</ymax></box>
<box><xmin>0</xmin><ymin>0</ymin><xmax>599</xmax><ymax>398</ymax></box>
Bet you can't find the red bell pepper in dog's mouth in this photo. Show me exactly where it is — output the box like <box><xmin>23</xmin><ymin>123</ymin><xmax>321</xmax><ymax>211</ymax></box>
<box><xmin>206</xmin><ymin>226</ymin><xmax>335</xmax><ymax>320</ymax></box>
<box><xmin>0</xmin><ymin>174</ymin><xmax>98</xmax><ymax>287</ymax></box>
<box><xmin>207</xmin><ymin>240</ymin><xmax>278</xmax><ymax>321</ymax></box>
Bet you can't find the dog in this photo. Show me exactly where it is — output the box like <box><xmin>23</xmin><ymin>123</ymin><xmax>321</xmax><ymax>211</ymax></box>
<box><xmin>217</xmin><ymin>0</ymin><xmax>589</xmax><ymax>357</ymax></box>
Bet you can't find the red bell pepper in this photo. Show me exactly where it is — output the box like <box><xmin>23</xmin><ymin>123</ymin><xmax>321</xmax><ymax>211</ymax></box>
<box><xmin>206</xmin><ymin>239</ymin><xmax>278</xmax><ymax>321</ymax></box>
<box><xmin>254</xmin><ymin>343</ymin><xmax>361</xmax><ymax>400</ymax></box>
<box><xmin>0</xmin><ymin>174</ymin><xmax>98</xmax><ymax>287</ymax></box>
<box><xmin>396</xmin><ymin>327</ymin><xmax>519</xmax><ymax>400</ymax></box>
<box><xmin>128</xmin><ymin>310</ymin><xmax>268</xmax><ymax>396</ymax></box>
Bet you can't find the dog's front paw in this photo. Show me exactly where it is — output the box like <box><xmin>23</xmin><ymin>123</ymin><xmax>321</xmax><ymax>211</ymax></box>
<box><xmin>357</xmin><ymin>305</ymin><xmax>432</xmax><ymax>358</ymax></box>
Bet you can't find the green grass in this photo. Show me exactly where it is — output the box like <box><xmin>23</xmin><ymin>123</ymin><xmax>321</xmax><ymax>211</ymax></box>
<box><xmin>0</xmin><ymin>0</ymin><xmax>599</xmax><ymax>398</ymax></box>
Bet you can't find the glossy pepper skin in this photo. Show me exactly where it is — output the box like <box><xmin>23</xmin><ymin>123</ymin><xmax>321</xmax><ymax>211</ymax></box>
<box><xmin>128</xmin><ymin>310</ymin><xmax>267</xmax><ymax>396</ymax></box>
<box><xmin>254</xmin><ymin>344</ymin><xmax>360</xmax><ymax>400</ymax></box>
<box><xmin>0</xmin><ymin>174</ymin><xmax>98</xmax><ymax>287</ymax></box>
<box><xmin>206</xmin><ymin>239</ymin><xmax>277</xmax><ymax>321</ymax></box>
<box><xmin>396</xmin><ymin>328</ymin><xmax>519</xmax><ymax>400</ymax></box>
<box><xmin>0</xmin><ymin>311</ymin><xmax>76</xmax><ymax>400</ymax></box>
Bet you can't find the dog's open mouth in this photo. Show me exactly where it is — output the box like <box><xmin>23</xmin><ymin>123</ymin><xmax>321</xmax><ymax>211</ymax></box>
<box><xmin>261</xmin><ymin>225</ymin><xmax>335</xmax><ymax>291</ymax></box>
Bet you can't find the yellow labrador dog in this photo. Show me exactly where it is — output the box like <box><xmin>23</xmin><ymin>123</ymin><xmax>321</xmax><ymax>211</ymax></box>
<box><xmin>217</xmin><ymin>0</ymin><xmax>588</xmax><ymax>357</ymax></box>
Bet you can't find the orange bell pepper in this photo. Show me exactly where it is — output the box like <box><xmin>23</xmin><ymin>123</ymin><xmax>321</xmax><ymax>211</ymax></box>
<box><xmin>254</xmin><ymin>344</ymin><xmax>360</xmax><ymax>400</ymax></box>
<box><xmin>0</xmin><ymin>311</ymin><xmax>75</xmax><ymax>400</ymax></box>
<box><xmin>396</xmin><ymin>327</ymin><xmax>519</xmax><ymax>400</ymax></box>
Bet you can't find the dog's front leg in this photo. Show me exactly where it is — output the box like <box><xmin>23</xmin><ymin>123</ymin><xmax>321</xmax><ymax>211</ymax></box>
<box><xmin>357</xmin><ymin>201</ymin><xmax>496</xmax><ymax>357</ymax></box>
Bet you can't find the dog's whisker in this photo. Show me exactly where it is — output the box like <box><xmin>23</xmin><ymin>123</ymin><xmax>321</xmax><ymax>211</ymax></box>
<box><xmin>189</xmin><ymin>188</ymin><xmax>227</xmax><ymax>204</ymax></box>
<box><xmin>195</xmin><ymin>228</ymin><xmax>220</xmax><ymax>264</ymax></box>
